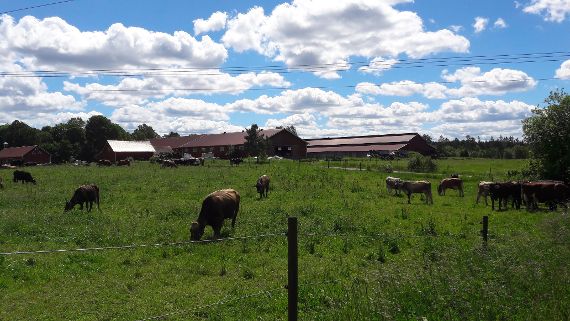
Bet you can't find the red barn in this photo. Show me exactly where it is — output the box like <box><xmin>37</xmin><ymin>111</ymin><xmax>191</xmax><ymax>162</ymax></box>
<box><xmin>0</xmin><ymin>145</ymin><xmax>51</xmax><ymax>165</ymax></box>
<box><xmin>97</xmin><ymin>140</ymin><xmax>156</xmax><ymax>162</ymax></box>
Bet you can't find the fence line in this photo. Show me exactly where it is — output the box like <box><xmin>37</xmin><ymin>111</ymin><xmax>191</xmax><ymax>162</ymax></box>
<box><xmin>136</xmin><ymin>285</ymin><xmax>286</xmax><ymax>321</ymax></box>
<box><xmin>0</xmin><ymin>232</ymin><xmax>286</xmax><ymax>256</ymax></box>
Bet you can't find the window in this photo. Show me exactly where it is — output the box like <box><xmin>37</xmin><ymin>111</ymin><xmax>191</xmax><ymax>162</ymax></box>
<box><xmin>220</xmin><ymin>146</ymin><xmax>225</xmax><ymax>152</ymax></box>
<box><xmin>201</xmin><ymin>147</ymin><xmax>206</xmax><ymax>152</ymax></box>
<box><xmin>288</xmin><ymin>147</ymin><xmax>292</xmax><ymax>151</ymax></box>
<box><xmin>277</xmin><ymin>147</ymin><xmax>282</xmax><ymax>151</ymax></box>
<box><xmin>193</xmin><ymin>148</ymin><xmax>197</xmax><ymax>153</ymax></box>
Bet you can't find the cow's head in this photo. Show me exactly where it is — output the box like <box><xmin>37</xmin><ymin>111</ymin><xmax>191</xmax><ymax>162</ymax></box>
<box><xmin>437</xmin><ymin>183</ymin><xmax>443</xmax><ymax>195</ymax></box>
<box><xmin>64</xmin><ymin>200</ymin><xmax>73</xmax><ymax>212</ymax></box>
<box><xmin>190</xmin><ymin>221</ymin><xmax>204</xmax><ymax>240</ymax></box>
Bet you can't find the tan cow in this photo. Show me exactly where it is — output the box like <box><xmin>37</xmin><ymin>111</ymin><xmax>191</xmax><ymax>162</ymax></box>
<box><xmin>386</xmin><ymin>176</ymin><xmax>402</xmax><ymax>195</ymax></box>
<box><xmin>256</xmin><ymin>175</ymin><xmax>270</xmax><ymax>198</ymax></box>
<box><xmin>401</xmin><ymin>181</ymin><xmax>433</xmax><ymax>204</ymax></box>
<box><xmin>438</xmin><ymin>178</ymin><xmax>464</xmax><ymax>197</ymax></box>
<box><xmin>476</xmin><ymin>181</ymin><xmax>493</xmax><ymax>205</ymax></box>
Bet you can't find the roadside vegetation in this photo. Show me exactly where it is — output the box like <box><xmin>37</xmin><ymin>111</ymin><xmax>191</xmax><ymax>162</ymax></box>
<box><xmin>1</xmin><ymin>158</ymin><xmax>568</xmax><ymax>320</ymax></box>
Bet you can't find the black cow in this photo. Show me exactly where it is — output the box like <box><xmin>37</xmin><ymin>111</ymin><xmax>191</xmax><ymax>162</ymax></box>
<box><xmin>13</xmin><ymin>170</ymin><xmax>36</xmax><ymax>184</ymax></box>
<box><xmin>230</xmin><ymin>158</ymin><xmax>243</xmax><ymax>166</ymax></box>
<box><xmin>489</xmin><ymin>182</ymin><xmax>521</xmax><ymax>211</ymax></box>
<box><xmin>64</xmin><ymin>184</ymin><xmax>100</xmax><ymax>212</ymax></box>
<box><xmin>97</xmin><ymin>159</ymin><xmax>112</xmax><ymax>166</ymax></box>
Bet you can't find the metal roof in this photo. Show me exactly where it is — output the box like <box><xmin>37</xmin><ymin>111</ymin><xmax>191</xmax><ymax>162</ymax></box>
<box><xmin>107</xmin><ymin>140</ymin><xmax>156</xmax><ymax>153</ymax></box>
<box><xmin>150</xmin><ymin>135</ymin><xmax>199</xmax><ymax>149</ymax></box>
<box><xmin>306</xmin><ymin>133</ymin><xmax>418</xmax><ymax>147</ymax></box>
<box><xmin>307</xmin><ymin>143</ymin><xmax>407</xmax><ymax>153</ymax></box>
<box><xmin>178</xmin><ymin>129</ymin><xmax>282</xmax><ymax>148</ymax></box>
<box><xmin>0</xmin><ymin>145</ymin><xmax>38</xmax><ymax>159</ymax></box>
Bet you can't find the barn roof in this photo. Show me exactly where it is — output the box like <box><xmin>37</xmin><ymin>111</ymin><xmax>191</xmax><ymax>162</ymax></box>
<box><xmin>0</xmin><ymin>145</ymin><xmax>37</xmax><ymax>159</ymax></box>
<box><xmin>107</xmin><ymin>140</ymin><xmax>156</xmax><ymax>153</ymax></box>
<box><xmin>178</xmin><ymin>129</ymin><xmax>282</xmax><ymax>148</ymax></box>
<box><xmin>150</xmin><ymin>135</ymin><xmax>199</xmax><ymax>150</ymax></box>
<box><xmin>308</xmin><ymin>143</ymin><xmax>408</xmax><ymax>153</ymax></box>
<box><xmin>306</xmin><ymin>133</ymin><xmax>419</xmax><ymax>147</ymax></box>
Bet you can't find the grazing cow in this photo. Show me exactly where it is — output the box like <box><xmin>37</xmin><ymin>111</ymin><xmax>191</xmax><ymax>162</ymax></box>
<box><xmin>255</xmin><ymin>175</ymin><xmax>270</xmax><ymax>198</ymax></box>
<box><xmin>476</xmin><ymin>181</ymin><xmax>493</xmax><ymax>205</ymax></box>
<box><xmin>64</xmin><ymin>184</ymin><xmax>100</xmax><ymax>212</ymax></box>
<box><xmin>13</xmin><ymin>170</ymin><xmax>36</xmax><ymax>184</ymax></box>
<box><xmin>437</xmin><ymin>178</ymin><xmax>464</xmax><ymax>197</ymax></box>
<box><xmin>190</xmin><ymin>189</ymin><xmax>240</xmax><ymax>240</ymax></box>
<box><xmin>117</xmin><ymin>159</ymin><xmax>130</xmax><ymax>166</ymax></box>
<box><xmin>230</xmin><ymin>158</ymin><xmax>243</xmax><ymax>166</ymax></box>
<box><xmin>450</xmin><ymin>173</ymin><xmax>460</xmax><ymax>178</ymax></box>
<box><xmin>385</xmin><ymin>176</ymin><xmax>402</xmax><ymax>195</ymax></box>
<box><xmin>401</xmin><ymin>181</ymin><xmax>433</xmax><ymax>204</ymax></box>
<box><xmin>489</xmin><ymin>182</ymin><xmax>522</xmax><ymax>211</ymax></box>
<box><xmin>522</xmin><ymin>181</ymin><xmax>570</xmax><ymax>211</ymax></box>
<box><xmin>161</xmin><ymin>160</ymin><xmax>178</xmax><ymax>168</ymax></box>
<box><xmin>97</xmin><ymin>159</ymin><xmax>112</xmax><ymax>166</ymax></box>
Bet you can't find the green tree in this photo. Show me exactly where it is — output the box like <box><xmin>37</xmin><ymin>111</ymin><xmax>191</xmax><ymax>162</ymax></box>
<box><xmin>523</xmin><ymin>90</ymin><xmax>570</xmax><ymax>182</ymax></box>
<box><xmin>164</xmin><ymin>131</ymin><xmax>180</xmax><ymax>138</ymax></box>
<box><xmin>5</xmin><ymin>120</ymin><xmax>39</xmax><ymax>147</ymax></box>
<box><xmin>132</xmin><ymin>124</ymin><xmax>159</xmax><ymax>140</ymax></box>
<box><xmin>244</xmin><ymin>124</ymin><xmax>267</xmax><ymax>157</ymax></box>
<box><xmin>84</xmin><ymin>115</ymin><xmax>128</xmax><ymax>160</ymax></box>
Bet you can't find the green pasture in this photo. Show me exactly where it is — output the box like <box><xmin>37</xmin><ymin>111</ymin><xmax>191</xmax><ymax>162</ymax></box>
<box><xmin>0</xmin><ymin>159</ymin><xmax>568</xmax><ymax>320</ymax></box>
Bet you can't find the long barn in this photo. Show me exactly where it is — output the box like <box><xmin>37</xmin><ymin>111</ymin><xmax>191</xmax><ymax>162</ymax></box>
<box><xmin>305</xmin><ymin>133</ymin><xmax>436</xmax><ymax>158</ymax></box>
<box><xmin>0</xmin><ymin>145</ymin><xmax>51</xmax><ymax>165</ymax></box>
<box><xmin>97</xmin><ymin>140</ymin><xmax>156</xmax><ymax>162</ymax></box>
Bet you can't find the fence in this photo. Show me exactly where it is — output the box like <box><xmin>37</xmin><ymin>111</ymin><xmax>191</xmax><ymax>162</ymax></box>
<box><xmin>0</xmin><ymin>215</ymin><xmax>498</xmax><ymax>320</ymax></box>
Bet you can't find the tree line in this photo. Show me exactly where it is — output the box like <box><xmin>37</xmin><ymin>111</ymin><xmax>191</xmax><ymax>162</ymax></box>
<box><xmin>0</xmin><ymin>115</ymin><xmax>174</xmax><ymax>163</ymax></box>
<box><xmin>424</xmin><ymin>134</ymin><xmax>530</xmax><ymax>159</ymax></box>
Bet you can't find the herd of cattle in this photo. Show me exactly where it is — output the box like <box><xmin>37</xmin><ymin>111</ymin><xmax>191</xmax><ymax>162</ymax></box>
<box><xmin>3</xmin><ymin>165</ymin><xmax>569</xmax><ymax>240</ymax></box>
<box><xmin>386</xmin><ymin>176</ymin><xmax>570</xmax><ymax>211</ymax></box>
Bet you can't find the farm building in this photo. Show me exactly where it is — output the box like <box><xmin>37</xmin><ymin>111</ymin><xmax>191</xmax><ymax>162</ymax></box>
<box><xmin>174</xmin><ymin>128</ymin><xmax>308</xmax><ymax>159</ymax></box>
<box><xmin>306</xmin><ymin>133</ymin><xmax>436</xmax><ymax>158</ymax></box>
<box><xmin>97</xmin><ymin>140</ymin><xmax>156</xmax><ymax>162</ymax></box>
<box><xmin>149</xmin><ymin>135</ymin><xmax>199</xmax><ymax>156</ymax></box>
<box><xmin>0</xmin><ymin>145</ymin><xmax>51</xmax><ymax>165</ymax></box>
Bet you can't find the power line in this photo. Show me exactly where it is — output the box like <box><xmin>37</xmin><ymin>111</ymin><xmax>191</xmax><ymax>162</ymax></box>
<box><xmin>1</xmin><ymin>50</ymin><xmax>570</xmax><ymax>78</ymax></box>
<box><xmin>0</xmin><ymin>0</ymin><xmax>76</xmax><ymax>15</ymax></box>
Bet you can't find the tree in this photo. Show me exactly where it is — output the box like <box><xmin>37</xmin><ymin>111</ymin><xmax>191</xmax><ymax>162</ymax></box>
<box><xmin>164</xmin><ymin>131</ymin><xmax>180</xmax><ymax>138</ymax></box>
<box><xmin>523</xmin><ymin>90</ymin><xmax>570</xmax><ymax>182</ymax></box>
<box><xmin>243</xmin><ymin>124</ymin><xmax>267</xmax><ymax>157</ymax></box>
<box><xmin>84</xmin><ymin>115</ymin><xmax>128</xmax><ymax>160</ymax></box>
<box><xmin>132</xmin><ymin>124</ymin><xmax>159</xmax><ymax>140</ymax></box>
<box><xmin>5</xmin><ymin>120</ymin><xmax>39</xmax><ymax>147</ymax></box>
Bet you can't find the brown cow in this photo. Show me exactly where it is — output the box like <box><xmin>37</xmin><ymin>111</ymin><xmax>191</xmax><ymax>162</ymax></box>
<box><xmin>161</xmin><ymin>160</ymin><xmax>178</xmax><ymax>168</ymax></box>
<box><xmin>97</xmin><ymin>159</ymin><xmax>112</xmax><ymax>166</ymax></box>
<box><xmin>489</xmin><ymin>182</ymin><xmax>522</xmax><ymax>211</ymax></box>
<box><xmin>190</xmin><ymin>189</ymin><xmax>240</xmax><ymax>240</ymax></box>
<box><xmin>437</xmin><ymin>178</ymin><xmax>464</xmax><ymax>197</ymax></box>
<box><xmin>117</xmin><ymin>159</ymin><xmax>130</xmax><ymax>166</ymax></box>
<box><xmin>255</xmin><ymin>175</ymin><xmax>270</xmax><ymax>198</ymax></box>
<box><xmin>476</xmin><ymin>181</ymin><xmax>493</xmax><ymax>205</ymax></box>
<box><xmin>64</xmin><ymin>184</ymin><xmax>100</xmax><ymax>212</ymax></box>
<box><xmin>386</xmin><ymin>176</ymin><xmax>402</xmax><ymax>195</ymax></box>
<box><xmin>401</xmin><ymin>181</ymin><xmax>433</xmax><ymax>204</ymax></box>
<box><xmin>522</xmin><ymin>181</ymin><xmax>569</xmax><ymax>211</ymax></box>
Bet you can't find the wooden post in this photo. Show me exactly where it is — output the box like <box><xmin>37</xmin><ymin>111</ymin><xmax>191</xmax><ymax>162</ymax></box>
<box><xmin>359</xmin><ymin>162</ymin><xmax>362</xmax><ymax>171</ymax></box>
<box><xmin>288</xmin><ymin>217</ymin><xmax>298</xmax><ymax>321</ymax></box>
<box><xmin>328</xmin><ymin>159</ymin><xmax>330</xmax><ymax>168</ymax></box>
<box><xmin>481</xmin><ymin>216</ymin><xmax>488</xmax><ymax>245</ymax></box>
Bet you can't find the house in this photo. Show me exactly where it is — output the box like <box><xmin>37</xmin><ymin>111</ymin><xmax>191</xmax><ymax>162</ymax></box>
<box><xmin>174</xmin><ymin>128</ymin><xmax>308</xmax><ymax>159</ymax></box>
<box><xmin>97</xmin><ymin>140</ymin><xmax>156</xmax><ymax>162</ymax></box>
<box><xmin>0</xmin><ymin>145</ymin><xmax>51</xmax><ymax>165</ymax></box>
<box><xmin>305</xmin><ymin>133</ymin><xmax>436</xmax><ymax>158</ymax></box>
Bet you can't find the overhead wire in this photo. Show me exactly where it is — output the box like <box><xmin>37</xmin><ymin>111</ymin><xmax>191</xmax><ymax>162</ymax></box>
<box><xmin>0</xmin><ymin>0</ymin><xmax>76</xmax><ymax>15</ymax></box>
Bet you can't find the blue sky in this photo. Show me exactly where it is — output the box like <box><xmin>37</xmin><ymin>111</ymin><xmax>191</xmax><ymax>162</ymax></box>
<box><xmin>1</xmin><ymin>0</ymin><xmax>570</xmax><ymax>138</ymax></box>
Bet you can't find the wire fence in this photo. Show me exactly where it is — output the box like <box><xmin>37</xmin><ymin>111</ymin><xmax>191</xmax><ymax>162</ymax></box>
<box><xmin>2</xmin><ymin>215</ymin><xmax>567</xmax><ymax>320</ymax></box>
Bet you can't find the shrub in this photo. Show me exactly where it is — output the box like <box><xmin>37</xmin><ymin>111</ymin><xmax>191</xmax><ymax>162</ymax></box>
<box><xmin>407</xmin><ymin>153</ymin><xmax>438</xmax><ymax>172</ymax></box>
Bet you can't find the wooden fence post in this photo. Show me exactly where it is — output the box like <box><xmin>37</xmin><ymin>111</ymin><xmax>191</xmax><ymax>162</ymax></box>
<box><xmin>359</xmin><ymin>162</ymin><xmax>362</xmax><ymax>171</ymax></box>
<box><xmin>288</xmin><ymin>217</ymin><xmax>298</xmax><ymax>321</ymax></box>
<box><xmin>481</xmin><ymin>216</ymin><xmax>488</xmax><ymax>246</ymax></box>
<box><xmin>328</xmin><ymin>159</ymin><xmax>330</xmax><ymax>168</ymax></box>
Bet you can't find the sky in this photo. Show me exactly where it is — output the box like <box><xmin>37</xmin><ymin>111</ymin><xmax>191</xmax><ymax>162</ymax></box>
<box><xmin>1</xmin><ymin>0</ymin><xmax>570</xmax><ymax>139</ymax></box>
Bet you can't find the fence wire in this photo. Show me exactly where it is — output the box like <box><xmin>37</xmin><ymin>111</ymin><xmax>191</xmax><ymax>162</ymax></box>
<box><xmin>0</xmin><ymin>232</ymin><xmax>286</xmax><ymax>256</ymax></box>
<box><xmin>136</xmin><ymin>285</ymin><xmax>286</xmax><ymax>321</ymax></box>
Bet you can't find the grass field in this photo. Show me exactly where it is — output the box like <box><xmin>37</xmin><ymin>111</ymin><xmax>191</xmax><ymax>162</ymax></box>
<box><xmin>0</xmin><ymin>159</ymin><xmax>569</xmax><ymax>320</ymax></box>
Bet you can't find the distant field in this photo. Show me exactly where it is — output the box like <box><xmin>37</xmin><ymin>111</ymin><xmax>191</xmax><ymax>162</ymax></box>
<box><xmin>0</xmin><ymin>159</ymin><xmax>568</xmax><ymax>320</ymax></box>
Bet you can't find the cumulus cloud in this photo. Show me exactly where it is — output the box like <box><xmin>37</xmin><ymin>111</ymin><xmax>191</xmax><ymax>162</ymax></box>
<box><xmin>555</xmin><ymin>59</ymin><xmax>570</xmax><ymax>78</ymax></box>
<box><xmin>221</xmin><ymin>0</ymin><xmax>469</xmax><ymax>78</ymax></box>
<box><xmin>358</xmin><ymin>57</ymin><xmax>399</xmax><ymax>75</ymax></box>
<box><xmin>64</xmin><ymin>71</ymin><xmax>291</xmax><ymax>106</ymax></box>
<box><xmin>194</xmin><ymin>11</ymin><xmax>228</xmax><ymax>35</ymax></box>
<box><xmin>522</xmin><ymin>0</ymin><xmax>570</xmax><ymax>22</ymax></box>
<box><xmin>473</xmin><ymin>17</ymin><xmax>489</xmax><ymax>33</ymax></box>
<box><xmin>0</xmin><ymin>14</ymin><xmax>228</xmax><ymax>71</ymax></box>
<box><xmin>433</xmin><ymin>97</ymin><xmax>534</xmax><ymax>123</ymax></box>
<box><xmin>494</xmin><ymin>18</ymin><xmax>508</xmax><ymax>28</ymax></box>
<box><xmin>356</xmin><ymin>67</ymin><xmax>536</xmax><ymax>99</ymax></box>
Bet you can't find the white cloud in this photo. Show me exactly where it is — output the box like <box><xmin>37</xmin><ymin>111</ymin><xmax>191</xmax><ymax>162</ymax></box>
<box><xmin>430</xmin><ymin>120</ymin><xmax>527</xmax><ymax>139</ymax></box>
<box><xmin>64</xmin><ymin>71</ymin><xmax>291</xmax><ymax>106</ymax></box>
<box><xmin>522</xmin><ymin>0</ymin><xmax>570</xmax><ymax>22</ymax></box>
<box><xmin>555</xmin><ymin>59</ymin><xmax>570</xmax><ymax>78</ymax></box>
<box><xmin>221</xmin><ymin>0</ymin><xmax>469</xmax><ymax>78</ymax></box>
<box><xmin>358</xmin><ymin>57</ymin><xmax>399</xmax><ymax>75</ymax></box>
<box><xmin>0</xmin><ymin>15</ymin><xmax>228</xmax><ymax>71</ymax></box>
<box><xmin>194</xmin><ymin>11</ymin><xmax>228</xmax><ymax>35</ymax></box>
<box><xmin>449</xmin><ymin>25</ymin><xmax>463</xmax><ymax>33</ymax></box>
<box><xmin>356</xmin><ymin>67</ymin><xmax>536</xmax><ymax>99</ymax></box>
<box><xmin>434</xmin><ymin>97</ymin><xmax>533</xmax><ymax>123</ymax></box>
<box><xmin>494</xmin><ymin>18</ymin><xmax>508</xmax><ymax>28</ymax></box>
<box><xmin>473</xmin><ymin>17</ymin><xmax>489</xmax><ymax>33</ymax></box>
<box><xmin>265</xmin><ymin>112</ymin><xmax>318</xmax><ymax>128</ymax></box>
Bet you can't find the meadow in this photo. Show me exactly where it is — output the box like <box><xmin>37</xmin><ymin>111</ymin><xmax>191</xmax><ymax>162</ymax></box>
<box><xmin>0</xmin><ymin>158</ymin><xmax>568</xmax><ymax>321</ymax></box>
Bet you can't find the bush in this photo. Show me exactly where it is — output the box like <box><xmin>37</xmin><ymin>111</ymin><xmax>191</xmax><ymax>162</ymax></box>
<box><xmin>407</xmin><ymin>153</ymin><xmax>438</xmax><ymax>172</ymax></box>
